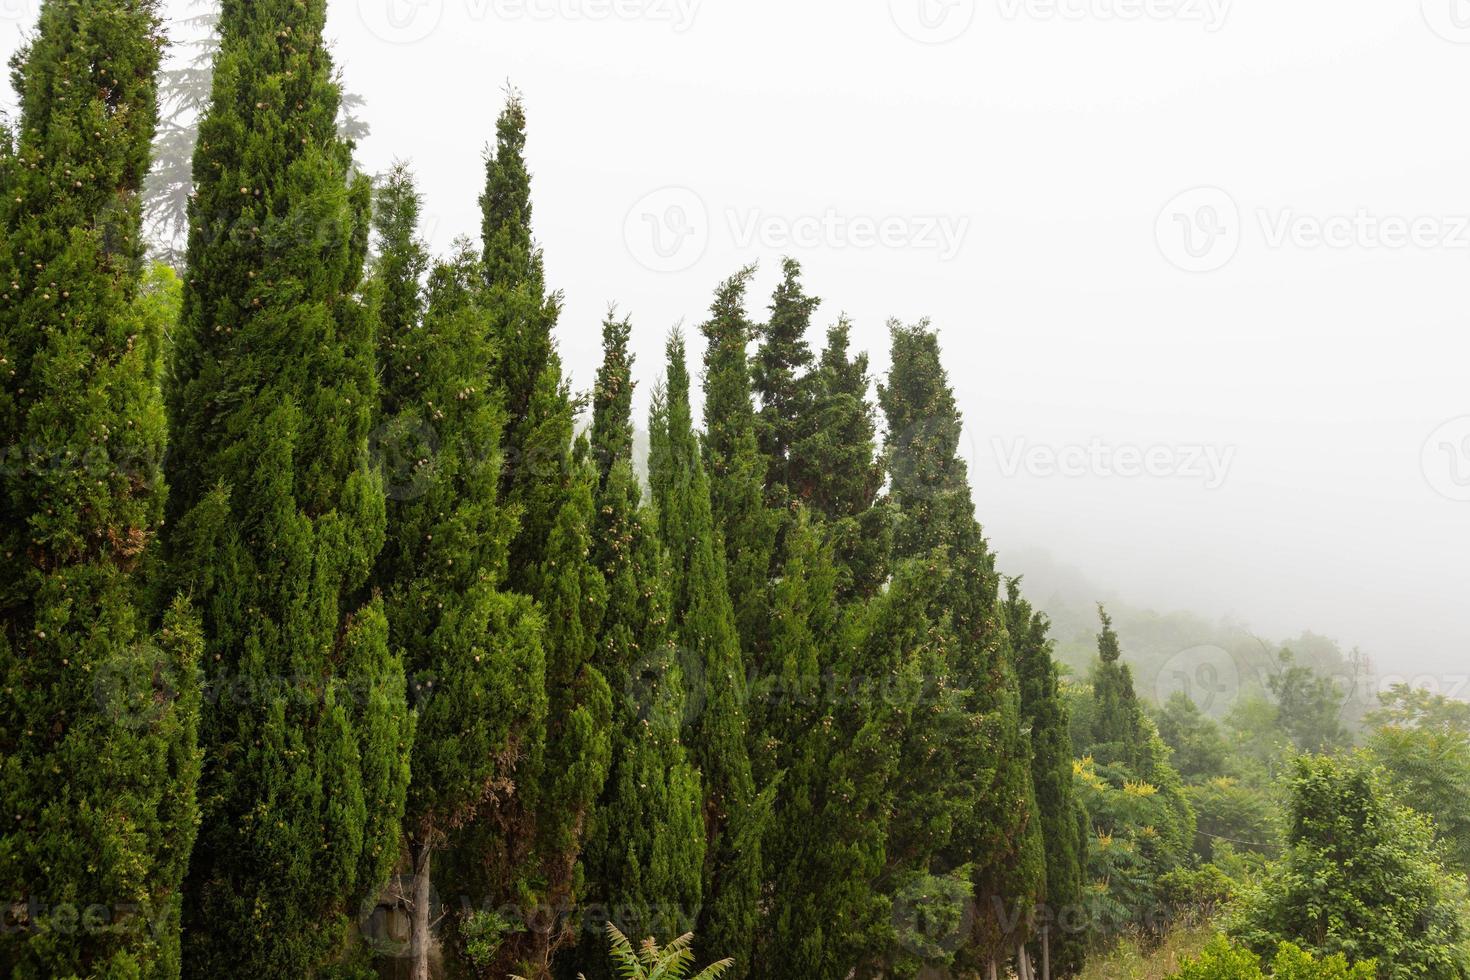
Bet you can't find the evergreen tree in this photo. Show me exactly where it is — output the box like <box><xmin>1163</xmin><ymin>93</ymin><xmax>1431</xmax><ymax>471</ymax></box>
<box><xmin>649</xmin><ymin>332</ymin><xmax>765</xmax><ymax>979</ymax></box>
<box><xmin>572</xmin><ymin>312</ymin><xmax>705</xmax><ymax>979</ymax></box>
<box><xmin>699</xmin><ymin>267</ymin><xmax>777</xmax><ymax>660</ymax></box>
<box><xmin>164</xmin><ymin>1</ymin><xmax>411</xmax><ymax>973</ymax></box>
<box><xmin>1233</xmin><ymin>755</ymin><xmax>1470</xmax><ymax>979</ymax></box>
<box><xmin>878</xmin><ymin>320</ymin><xmax>1043</xmax><ymax>975</ymax></box>
<box><xmin>0</xmin><ymin>3</ymin><xmax>202</xmax><ymax>974</ymax></box>
<box><xmin>370</xmin><ymin>168</ymin><xmax>547</xmax><ymax>980</ymax></box>
<box><xmin>1073</xmin><ymin>608</ymin><xmax>1194</xmax><ymax>940</ymax></box>
<box><xmin>480</xmin><ymin>91</ymin><xmax>563</xmax><ymax>575</ymax></box>
<box><xmin>788</xmin><ymin>319</ymin><xmax>890</xmax><ymax>601</ymax></box>
<box><xmin>1006</xmin><ymin>580</ymin><xmax>1088</xmax><ymax>979</ymax></box>
<box><xmin>460</xmin><ymin>93</ymin><xmax>611</xmax><ymax>976</ymax></box>
<box><xmin>752</xmin><ymin>257</ymin><xmax>819</xmax><ymax>506</ymax></box>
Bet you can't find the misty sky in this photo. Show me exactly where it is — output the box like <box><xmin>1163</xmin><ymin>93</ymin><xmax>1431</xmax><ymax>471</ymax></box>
<box><xmin>3</xmin><ymin>0</ymin><xmax>1467</xmax><ymax>683</ymax></box>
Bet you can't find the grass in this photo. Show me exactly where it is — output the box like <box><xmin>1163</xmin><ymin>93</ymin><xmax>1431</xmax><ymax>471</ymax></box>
<box><xmin>1076</xmin><ymin>924</ymin><xmax>1219</xmax><ymax>980</ymax></box>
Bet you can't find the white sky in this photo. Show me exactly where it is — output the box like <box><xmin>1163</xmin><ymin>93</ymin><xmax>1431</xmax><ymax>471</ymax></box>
<box><xmin>4</xmin><ymin>0</ymin><xmax>1468</xmax><ymax>682</ymax></box>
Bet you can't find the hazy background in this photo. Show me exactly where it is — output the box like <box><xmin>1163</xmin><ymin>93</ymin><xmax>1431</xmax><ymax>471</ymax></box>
<box><xmin>3</xmin><ymin>0</ymin><xmax>1467</xmax><ymax>683</ymax></box>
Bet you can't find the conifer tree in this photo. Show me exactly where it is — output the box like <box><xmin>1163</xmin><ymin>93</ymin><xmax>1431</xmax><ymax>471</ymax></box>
<box><xmin>1007</xmin><ymin>580</ymin><xmax>1088</xmax><ymax>979</ymax></box>
<box><xmin>467</xmin><ymin>94</ymin><xmax>611</xmax><ymax>975</ymax></box>
<box><xmin>650</xmin><ymin>332</ymin><xmax>765</xmax><ymax>979</ymax></box>
<box><xmin>752</xmin><ymin>257</ymin><xmax>819</xmax><ymax>505</ymax></box>
<box><xmin>0</xmin><ymin>3</ymin><xmax>202</xmax><ymax>974</ymax></box>
<box><xmin>573</xmin><ymin>312</ymin><xmax>705</xmax><ymax>979</ymax></box>
<box><xmin>370</xmin><ymin>168</ymin><xmax>548</xmax><ymax>980</ymax></box>
<box><xmin>699</xmin><ymin>267</ymin><xmax>777</xmax><ymax>660</ymax></box>
<box><xmin>787</xmin><ymin>319</ymin><xmax>890</xmax><ymax>601</ymax></box>
<box><xmin>164</xmin><ymin>1</ymin><xmax>411</xmax><ymax>973</ymax></box>
<box><xmin>878</xmin><ymin>320</ymin><xmax>1043</xmax><ymax>974</ymax></box>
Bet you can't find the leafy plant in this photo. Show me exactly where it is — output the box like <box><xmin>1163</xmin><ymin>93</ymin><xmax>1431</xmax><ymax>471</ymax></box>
<box><xmin>518</xmin><ymin>923</ymin><xmax>733</xmax><ymax>980</ymax></box>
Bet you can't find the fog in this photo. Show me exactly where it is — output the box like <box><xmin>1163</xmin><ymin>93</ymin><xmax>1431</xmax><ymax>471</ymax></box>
<box><xmin>5</xmin><ymin>0</ymin><xmax>1466</xmax><ymax>683</ymax></box>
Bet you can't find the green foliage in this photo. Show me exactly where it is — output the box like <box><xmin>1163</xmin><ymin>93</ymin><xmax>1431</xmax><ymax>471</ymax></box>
<box><xmin>1232</xmin><ymin>754</ymin><xmax>1470</xmax><ymax>979</ymax></box>
<box><xmin>699</xmin><ymin>267</ymin><xmax>778</xmax><ymax>661</ymax></box>
<box><xmin>878</xmin><ymin>320</ymin><xmax>1043</xmax><ymax>972</ymax></box>
<box><xmin>1008</xmin><ymin>580</ymin><xmax>1089</xmax><ymax>977</ymax></box>
<box><xmin>1266</xmin><ymin>651</ymin><xmax>1350</xmax><ymax>755</ymax></box>
<box><xmin>0</xmin><ymin>2</ymin><xmax>202</xmax><ymax>975</ymax></box>
<box><xmin>650</xmin><ymin>332</ymin><xmax>766</xmax><ymax>979</ymax></box>
<box><xmin>528</xmin><ymin>924</ymin><xmax>731</xmax><ymax>980</ymax></box>
<box><xmin>1366</xmin><ymin>685</ymin><xmax>1470</xmax><ymax>876</ymax></box>
<box><xmin>1156</xmin><ymin>692</ymin><xmax>1235</xmax><ymax>784</ymax></box>
<box><xmin>1072</xmin><ymin>610</ymin><xmax>1194</xmax><ymax>942</ymax></box>
<box><xmin>573</xmin><ymin>312</ymin><xmax>705</xmax><ymax>979</ymax></box>
<box><xmin>163</xmin><ymin>1</ymin><xmax>410</xmax><ymax>973</ymax></box>
<box><xmin>786</xmin><ymin>318</ymin><xmax>890</xmax><ymax>601</ymax></box>
<box><xmin>1185</xmin><ymin>778</ymin><xmax>1280</xmax><ymax>864</ymax></box>
<box><xmin>369</xmin><ymin>165</ymin><xmax>549</xmax><ymax>978</ymax></box>
<box><xmin>1169</xmin><ymin>937</ymin><xmax>1376</xmax><ymax>980</ymax></box>
<box><xmin>752</xmin><ymin>256</ymin><xmax>819</xmax><ymax>508</ymax></box>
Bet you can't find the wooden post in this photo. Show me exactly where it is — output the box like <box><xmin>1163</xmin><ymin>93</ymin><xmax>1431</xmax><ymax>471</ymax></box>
<box><xmin>410</xmin><ymin>843</ymin><xmax>432</xmax><ymax>980</ymax></box>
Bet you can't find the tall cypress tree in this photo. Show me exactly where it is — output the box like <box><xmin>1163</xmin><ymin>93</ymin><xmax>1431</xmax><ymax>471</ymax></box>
<box><xmin>787</xmin><ymin>319</ymin><xmax>890</xmax><ymax>601</ymax></box>
<box><xmin>1006</xmin><ymin>580</ymin><xmax>1087</xmax><ymax>979</ymax></box>
<box><xmin>752</xmin><ymin>257</ymin><xmax>819</xmax><ymax>507</ymax></box>
<box><xmin>572</xmin><ymin>312</ymin><xmax>705</xmax><ymax>978</ymax></box>
<box><xmin>370</xmin><ymin>168</ymin><xmax>547</xmax><ymax>980</ymax></box>
<box><xmin>699</xmin><ymin>267</ymin><xmax>777</xmax><ymax>661</ymax></box>
<box><xmin>0</xmin><ymin>2</ymin><xmax>202</xmax><ymax>975</ymax></box>
<box><xmin>164</xmin><ymin>1</ymin><xmax>411</xmax><ymax>973</ymax></box>
<box><xmin>878</xmin><ymin>320</ymin><xmax>1043</xmax><ymax>975</ymax></box>
<box><xmin>468</xmin><ymin>94</ymin><xmax>611</xmax><ymax>976</ymax></box>
<box><xmin>649</xmin><ymin>332</ymin><xmax>765</xmax><ymax>978</ymax></box>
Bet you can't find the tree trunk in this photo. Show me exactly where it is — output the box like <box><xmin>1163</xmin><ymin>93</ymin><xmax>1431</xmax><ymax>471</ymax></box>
<box><xmin>1042</xmin><ymin>925</ymin><xmax>1051</xmax><ymax>980</ymax></box>
<box><xmin>411</xmin><ymin>842</ymin><xmax>432</xmax><ymax>980</ymax></box>
<box><xmin>986</xmin><ymin>959</ymin><xmax>998</xmax><ymax>980</ymax></box>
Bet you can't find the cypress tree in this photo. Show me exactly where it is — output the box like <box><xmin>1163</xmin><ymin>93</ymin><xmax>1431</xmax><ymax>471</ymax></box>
<box><xmin>480</xmin><ymin>92</ymin><xmax>563</xmax><ymax>576</ymax></box>
<box><xmin>752</xmin><ymin>257</ymin><xmax>819</xmax><ymax>506</ymax></box>
<box><xmin>164</xmin><ymin>1</ymin><xmax>411</xmax><ymax>973</ymax></box>
<box><xmin>370</xmin><ymin>167</ymin><xmax>547</xmax><ymax>980</ymax></box>
<box><xmin>787</xmin><ymin>319</ymin><xmax>890</xmax><ymax>601</ymax></box>
<box><xmin>467</xmin><ymin>94</ymin><xmax>611</xmax><ymax>975</ymax></box>
<box><xmin>1006</xmin><ymin>580</ymin><xmax>1088</xmax><ymax>979</ymax></box>
<box><xmin>699</xmin><ymin>267</ymin><xmax>778</xmax><ymax>660</ymax></box>
<box><xmin>878</xmin><ymin>320</ymin><xmax>1044</xmax><ymax>975</ymax></box>
<box><xmin>649</xmin><ymin>332</ymin><xmax>765</xmax><ymax>978</ymax></box>
<box><xmin>0</xmin><ymin>2</ymin><xmax>202</xmax><ymax>975</ymax></box>
<box><xmin>572</xmin><ymin>312</ymin><xmax>705</xmax><ymax>978</ymax></box>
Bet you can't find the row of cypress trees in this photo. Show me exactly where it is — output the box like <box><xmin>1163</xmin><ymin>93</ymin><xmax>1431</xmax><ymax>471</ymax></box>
<box><xmin>0</xmin><ymin>1</ymin><xmax>1096</xmax><ymax>978</ymax></box>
